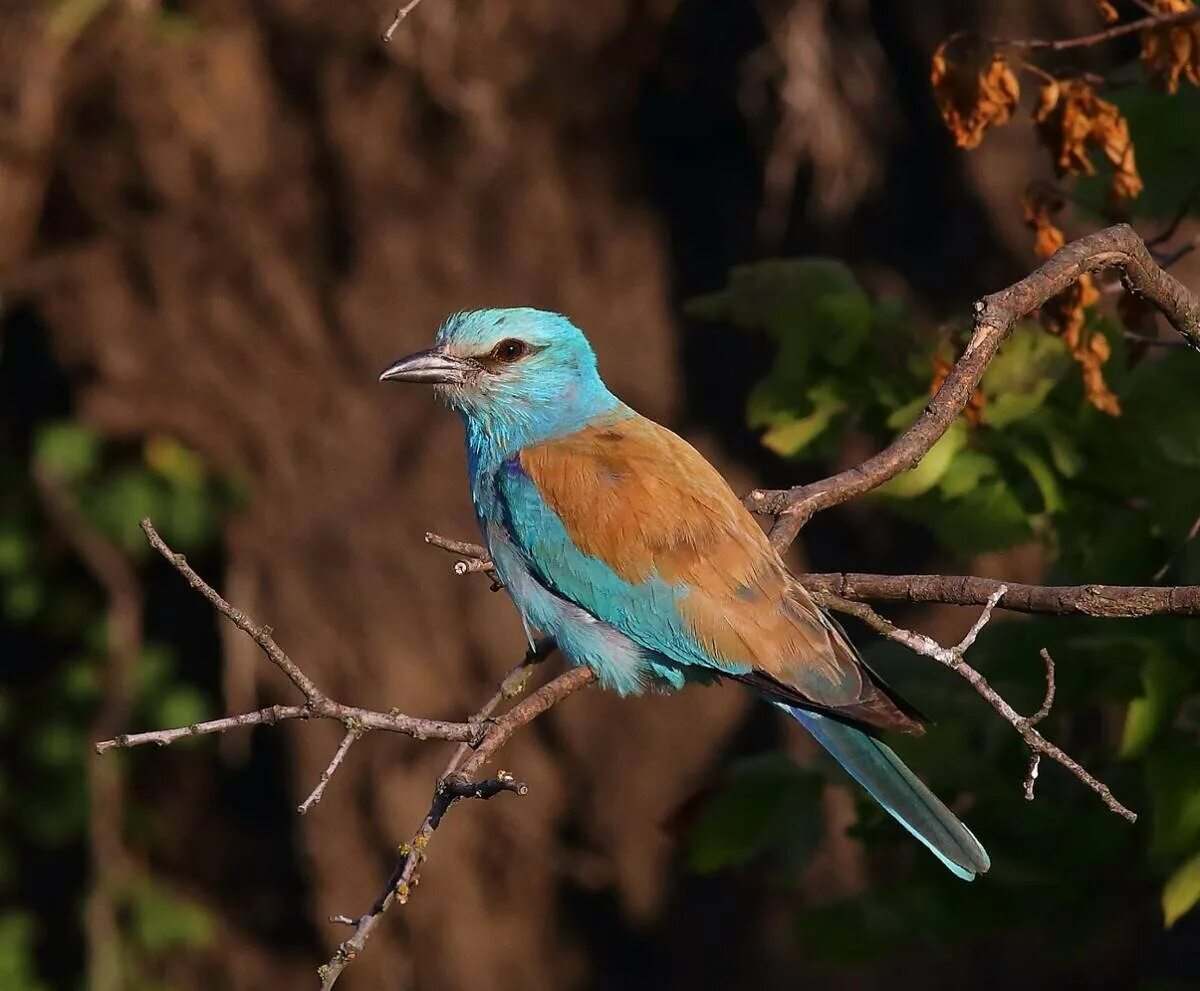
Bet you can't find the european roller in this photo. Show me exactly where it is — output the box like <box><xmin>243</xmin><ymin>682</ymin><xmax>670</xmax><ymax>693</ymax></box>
<box><xmin>381</xmin><ymin>307</ymin><xmax>989</xmax><ymax>881</ymax></box>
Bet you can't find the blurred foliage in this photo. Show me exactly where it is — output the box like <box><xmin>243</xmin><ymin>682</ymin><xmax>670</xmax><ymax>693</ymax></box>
<box><xmin>684</xmin><ymin>42</ymin><xmax>1200</xmax><ymax>971</ymax></box>
<box><xmin>0</xmin><ymin>415</ymin><xmax>236</xmax><ymax>987</ymax></box>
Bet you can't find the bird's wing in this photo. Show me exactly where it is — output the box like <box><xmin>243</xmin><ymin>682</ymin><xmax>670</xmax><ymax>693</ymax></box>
<box><xmin>495</xmin><ymin>411</ymin><xmax>920</xmax><ymax>733</ymax></box>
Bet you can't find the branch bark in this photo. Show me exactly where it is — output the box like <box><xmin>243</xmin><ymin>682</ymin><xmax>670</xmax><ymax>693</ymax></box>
<box><xmin>747</xmin><ymin>224</ymin><xmax>1200</xmax><ymax>548</ymax></box>
<box><xmin>811</xmin><ymin>589</ymin><xmax>1136</xmax><ymax>822</ymax></box>
<box><xmin>799</xmin><ymin>573</ymin><xmax>1200</xmax><ymax>618</ymax></box>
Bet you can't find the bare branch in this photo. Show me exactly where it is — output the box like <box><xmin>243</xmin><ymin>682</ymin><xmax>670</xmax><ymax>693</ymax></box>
<box><xmin>799</xmin><ymin>572</ymin><xmax>1200</xmax><ymax>618</ymax></box>
<box><xmin>96</xmin><ymin>704</ymin><xmax>311</xmax><ymax>754</ymax></box>
<box><xmin>991</xmin><ymin>7</ymin><xmax>1200</xmax><ymax>52</ymax></box>
<box><xmin>812</xmin><ymin>589</ymin><xmax>1137</xmax><ymax>822</ymax></box>
<box><xmin>749</xmin><ymin>225</ymin><xmax>1200</xmax><ymax>547</ymax></box>
<box><xmin>141</xmin><ymin>518</ymin><xmax>321</xmax><ymax>702</ymax></box>
<box><xmin>381</xmin><ymin>0</ymin><xmax>426</xmax><ymax>43</ymax></box>
<box><xmin>426</xmin><ymin>531</ymin><xmax>500</xmax><ymax>584</ymax></box>
<box><xmin>1023</xmin><ymin>649</ymin><xmax>1057</xmax><ymax>802</ymax></box>
<box><xmin>318</xmin><ymin>665</ymin><xmax>595</xmax><ymax>989</ymax></box>
<box><xmin>1028</xmin><ymin>648</ymin><xmax>1057</xmax><ymax>728</ymax></box>
<box><xmin>299</xmin><ymin>729</ymin><xmax>362</xmax><ymax>815</ymax></box>
<box><xmin>425</xmin><ymin>537</ymin><xmax>1200</xmax><ymax>622</ymax></box>
<box><xmin>132</xmin><ymin>519</ymin><xmax>480</xmax><ymax>744</ymax></box>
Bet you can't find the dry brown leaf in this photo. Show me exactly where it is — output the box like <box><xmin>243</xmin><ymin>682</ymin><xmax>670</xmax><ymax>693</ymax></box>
<box><xmin>1022</xmin><ymin>189</ymin><xmax>1067</xmax><ymax>259</ymax></box>
<box><xmin>931</xmin><ymin>40</ymin><xmax>1020</xmax><ymax>149</ymax></box>
<box><xmin>1035</xmin><ymin>79</ymin><xmax>1143</xmax><ymax>201</ymax></box>
<box><xmin>1033</xmin><ymin>80</ymin><xmax>1061</xmax><ymax>123</ymax></box>
<box><xmin>1021</xmin><ymin>187</ymin><xmax>1121</xmax><ymax>415</ymax></box>
<box><xmin>1097</xmin><ymin>0</ymin><xmax>1120</xmax><ymax>23</ymax></box>
<box><xmin>930</xmin><ymin>350</ymin><xmax>987</xmax><ymax>425</ymax></box>
<box><xmin>1141</xmin><ymin>0</ymin><xmax>1200</xmax><ymax>93</ymax></box>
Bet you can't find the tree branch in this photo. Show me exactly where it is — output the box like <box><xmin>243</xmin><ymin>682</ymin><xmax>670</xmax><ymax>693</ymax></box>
<box><xmin>811</xmin><ymin>589</ymin><xmax>1136</xmax><ymax>822</ymax></box>
<box><xmin>747</xmin><ymin>225</ymin><xmax>1200</xmax><ymax>548</ymax></box>
<box><xmin>299</xmin><ymin>729</ymin><xmax>362</xmax><ymax>815</ymax></box>
<box><xmin>799</xmin><ymin>573</ymin><xmax>1200</xmax><ymax>618</ymax></box>
<box><xmin>317</xmin><ymin>664</ymin><xmax>595</xmax><ymax>989</ymax></box>
<box><xmin>425</xmin><ymin>534</ymin><xmax>1200</xmax><ymax>620</ymax></box>
<box><xmin>97</xmin><ymin>520</ymin><xmax>588</xmax><ymax>988</ymax></box>
<box><xmin>991</xmin><ymin>7</ymin><xmax>1200</xmax><ymax>52</ymax></box>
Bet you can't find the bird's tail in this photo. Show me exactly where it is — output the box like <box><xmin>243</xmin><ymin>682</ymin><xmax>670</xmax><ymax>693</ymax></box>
<box><xmin>784</xmin><ymin>706</ymin><xmax>990</xmax><ymax>881</ymax></box>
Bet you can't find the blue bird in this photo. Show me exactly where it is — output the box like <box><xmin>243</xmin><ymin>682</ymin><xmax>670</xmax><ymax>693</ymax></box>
<box><xmin>381</xmin><ymin>307</ymin><xmax>989</xmax><ymax>880</ymax></box>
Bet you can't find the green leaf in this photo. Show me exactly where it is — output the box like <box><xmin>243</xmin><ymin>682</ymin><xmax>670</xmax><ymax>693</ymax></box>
<box><xmin>33</xmin><ymin>422</ymin><xmax>99</xmax><ymax>481</ymax></box>
<box><xmin>874</xmin><ymin>422</ymin><xmax>968</xmax><ymax>499</ymax></box>
<box><xmin>154</xmin><ymin>685</ymin><xmax>210</xmax><ymax>731</ymax></box>
<box><xmin>128</xmin><ymin>878</ymin><xmax>215</xmax><ymax>952</ymax></box>
<box><xmin>1011</xmin><ymin>443</ymin><xmax>1064</xmax><ymax>515</ymax></box>
<box><xmin>1163</xmin><ymin>850</ymin><xmax>1200</xmax><ymax>928</ymax></box>
<box><xmin>1148</xmin><ymin>748</ymin><xmax>1200</xmax><ymax>857</ymax></box>
<box><xmin>0</xmin><ymin>525</ymin><xmax>31</xmax><ymax>577</ymax></box>
<box><xmin>1121</xmin><ymin>654</ymin><xmax>1189</xmax><ymax>758</ymax></box>
<box><xmin>0</xmin><ymin>913</ymin><xmax>49</xmax><ymax>991</ymax></box>
<box><xmin>686</xmin><ymin>754</ymin><xmax>821</xmax><ymax>874</ymax></box>
<box><xmin>144</xmin><ymin>435</ymin><xmax>206</xmax><ymax>488</ymax></box>
<box><xmin>759</xmin><ymin>382</ymin><xmax>848</xmax><ymax>457</ymax></box>
<box><xmin>937</xmin><ymin>450</ymin><xmax>999</xmax><ymax>500</ymax></box>
<box><xmin>896</xmin><ymin>478</ymin><xmax>1033</xmax><ymax>556</ymax></box>
<box><xmin>980</xmin><ymin>324</ymin><xmax>1069</xmax><ymax>427</ymax></box>
<box><xmin>687</xmin><ymin>258</ymin><xmax>864</xmax><ymax>337</ymax></box>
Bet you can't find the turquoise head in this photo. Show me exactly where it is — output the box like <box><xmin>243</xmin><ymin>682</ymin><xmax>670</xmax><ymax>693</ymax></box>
<box><xmin>380</xmin><ymin>308</ymin><xmax>621</xmax><ymax>459</ymax></box>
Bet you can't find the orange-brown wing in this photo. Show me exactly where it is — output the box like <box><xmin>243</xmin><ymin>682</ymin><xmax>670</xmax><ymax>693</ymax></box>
<box><xmin>516</xmin><ymin>412</ymin><xmax>920</xmax><ymax>733</ymax></box>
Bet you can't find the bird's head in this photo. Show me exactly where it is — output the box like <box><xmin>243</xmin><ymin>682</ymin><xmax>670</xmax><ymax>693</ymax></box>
<box><xmin>380</xmin><ymin>308</ymin><xmax>619</xmax><ymax>450</ymax></box>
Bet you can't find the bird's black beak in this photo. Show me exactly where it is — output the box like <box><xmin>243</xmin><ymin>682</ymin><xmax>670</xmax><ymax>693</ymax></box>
<box><xmin>378</xmin><ymin>347</ymin><xmax>471</xmax><ymax>386</ymax></box>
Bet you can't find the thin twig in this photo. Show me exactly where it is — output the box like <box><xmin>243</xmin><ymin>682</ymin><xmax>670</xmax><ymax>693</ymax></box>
<box><xmin>991</xmin><ymin>7</ymin><xmax>1200</xmax><ymax>52</ymax></box>
<box><xmin>1123</xmin><ymin>330</ymin><xmax>1192</xmax><ymax>349</ymax></box>
<box><xmin>1023</xmin><ymin>649</ymin><xmax>1057</xmax><ymax>801</ymax></box>
<box><xmin>299</xmin><ymin>729</ymin><xmax>362</xmax><ymax>815</ymax></box>
<box><xmin>318</xmin><ymin>665</ymin><xmax>595</xmax><ymax>989</ymax></box>
<box><xmin>1147</xmin><ymin>188</ymin><xmax>1200</xmax><ymax>248</ymax></box>
<box><xmin>1028</xmin><ymin>648</ymin><xmax>1057</xmax><ymax>727</ymax></box>
<box><xmin>96</xmin><ymin>704</ymin><xmax>311</xmax><ymax>754</ymax></box>
<box><xmin>1153</xmin><ymin>513</ymin><xmax>1200</xmax><ymax>582</ymax></box>
<box><xmin>141</xmin><ymin>518</ymin><xmax>321</xmax><ymax>701</ymax></box>
<box><xmin>812</xmin><ymin>588</ymin><xmax>1137</xmax><ymax>823</ymax></box>
<box><xmin>382</xmin><ymin>0</ymin><xmax>426</xmax><ymax>42</ymax></box>
<box><xmin>129</xmin><ymin>519</ymin><xmax>482</xmax><ymax>745</ymax></box>
<box><xmin>747</xmin><ymin>225</ymin><xmax>1200</xmax><ymax>547</ymax></box>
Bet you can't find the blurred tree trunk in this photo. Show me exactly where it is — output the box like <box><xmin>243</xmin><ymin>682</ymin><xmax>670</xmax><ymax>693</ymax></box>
<box><xmin>0</xmin><ymin>1</ymin><xmax>1072</xmax><ymax>988</ymax></box>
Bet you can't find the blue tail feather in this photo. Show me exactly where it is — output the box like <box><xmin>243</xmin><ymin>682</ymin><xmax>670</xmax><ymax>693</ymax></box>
<box><xmin>785</xmin><ymin>706</ymin><xmax>990</xmax><ymax>881</ymax></box>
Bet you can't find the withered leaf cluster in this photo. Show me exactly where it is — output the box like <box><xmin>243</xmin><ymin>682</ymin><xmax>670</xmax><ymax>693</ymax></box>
<box><xmin>931</xmin><ymin>40</ymin><xmax>1020</xmax><ymax>149</ymax></box>
<box><xmin>1141</xmin><ymin>0</ymin><xmax>1200</xmax><ymax>93</ymax></box>
<box><xmin>1034</xmin><ymin>80</ymin><xmax>1143</xmax><ymax>202</ymax></box>
<box><xmin>1022</xmin><ymin>191</ymin><xmax>1121</xmax><ymax>416</ymax></box>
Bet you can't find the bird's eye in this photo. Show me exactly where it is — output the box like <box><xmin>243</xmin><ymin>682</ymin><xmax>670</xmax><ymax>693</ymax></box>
<box><xmin>491</xmin><ymin>338</ymin><xmax>529</xmax><ymax>363</ymax></box>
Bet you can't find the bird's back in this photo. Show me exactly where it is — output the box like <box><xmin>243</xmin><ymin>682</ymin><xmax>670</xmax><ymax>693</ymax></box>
<box><xmin>489</xmin><ymin>408</ymin><xmax>921</xmax><ymax>734</ymax></box>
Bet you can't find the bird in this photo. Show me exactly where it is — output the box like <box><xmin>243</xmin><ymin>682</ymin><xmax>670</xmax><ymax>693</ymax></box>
<box><xmin>380</xmin><ymin>307</ymin><xmax>989</xmax><ymax>881</ymax></box>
